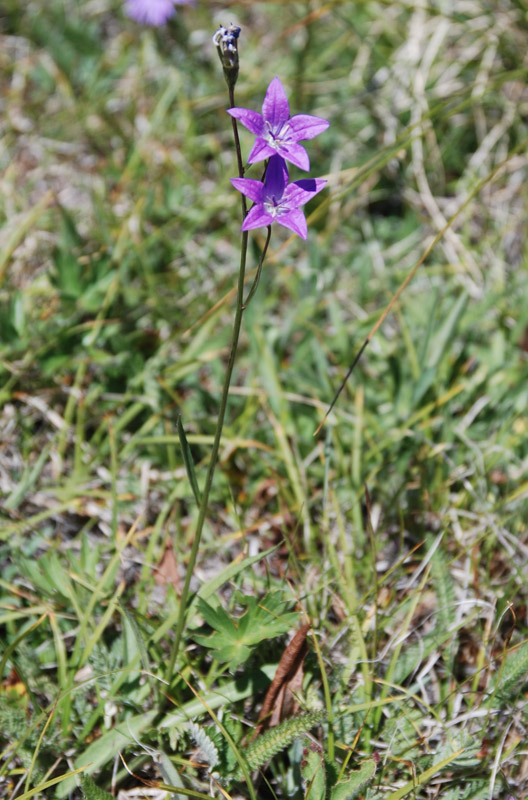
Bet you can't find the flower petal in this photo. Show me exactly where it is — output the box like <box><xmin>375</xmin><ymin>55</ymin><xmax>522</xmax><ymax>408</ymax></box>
<box><xmin>263</xmin><ymin>155</ymin><xmax>288</xmax><ymax>198</ymax></box>
<box><xmin>261</xmin><ymin>77</ymin><xmax>290</xmax><ymax>129</ymax></box>
<box><xmin>226</xmin><ymin>108</ymin><xmax>264</xmax><ymax>136</ymax></box>
<box><xmin>284</xmin><ymin>178</ymin><xmax>327</xmax><ymax>208</ymax></box>
<box><xmin>241</xmin><ymin>205</ymin><xmax>275</xmax><ymax>231</ymax></box>
<box><xmin>125</xmin><ymin>0</ymin><xmax>178</xmax><ymax>25</ymax></box>
<box><xmin>230</xmin><ymin>178</ymin><xmax>264</xmax><ymax>204</ymax></box>
<box><xmin>289</xmin><ymin>114</ymin><xmax>330</xmax><ymax>141</ymax></box>
<box><xmin>277</xmin><ymin>209</ymin><xmax>308</xmax><ymax>239</ymax></box>
<box><xmin>247</xmin><ymin>138</ymin><xmax>276</xmax><ymax>164</ymax></box>
<box><xmin>277</xmin><ymin>142</ymin><xmax>310</xmax><ymax>171</ymax></box>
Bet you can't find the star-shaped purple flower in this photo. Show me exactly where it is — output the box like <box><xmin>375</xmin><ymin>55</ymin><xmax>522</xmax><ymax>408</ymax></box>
<box><xmin>125</xmin><ymin>0</ymin><xmax>192</xmax><ymax>26</ymax></box>
<box><xmin>227</xmin><ymin>77</ymin><xmax>330</xmax><ymax>172</ymax></box>
<box><xmin>231</xmin><ymin>155</ymin><xmax>327</xmax><ymax>239</ymax></box>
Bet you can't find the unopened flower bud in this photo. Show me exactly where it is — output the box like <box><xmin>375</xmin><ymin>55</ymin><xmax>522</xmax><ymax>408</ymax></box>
<box><xmin>213</xmin><ymin>23</ymin><xmax>241</xmax><ymax>90</ymax></box>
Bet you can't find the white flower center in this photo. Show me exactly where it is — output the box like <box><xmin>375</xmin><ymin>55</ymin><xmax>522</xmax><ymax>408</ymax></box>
<box><xmin>265</xmin><ymin>121</ymin><xmax>291</xmax><ymax>149</ymax></box>
<box><xmin>264</xmin><ymin>196</ymin><xmax>286</xmax><ymax>218</ymax></box>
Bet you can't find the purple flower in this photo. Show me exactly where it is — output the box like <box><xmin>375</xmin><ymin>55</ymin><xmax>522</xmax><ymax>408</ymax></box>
<box><xmin>125</xmin><ymin>0</ymin><xmax>192</xmax><ymax>26</ymax></box>
<box><xmin>227</xmin><ymin>77</ymin><xmax>330</xmax><ymax>172</ymax></box>
<box><xmin>231</xmin><ymin>155</ymin><xmax>326</xmax><ymax>240</ymax></box>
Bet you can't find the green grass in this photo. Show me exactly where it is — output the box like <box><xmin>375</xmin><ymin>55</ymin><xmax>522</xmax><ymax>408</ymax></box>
<box><xmin>1</xmin><ymin>1</ymin><xmax>527</xmax><ymax>799</ymax></box>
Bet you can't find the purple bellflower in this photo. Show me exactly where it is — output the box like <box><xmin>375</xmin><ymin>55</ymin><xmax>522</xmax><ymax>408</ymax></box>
<box><xmin>125</xmin><ymin>0</ymin><xmax>192</xmax><ymax>26</ymax></box>
<box><xmin>227</xmin><ymin>77</ymin><xmax>329</xmax><ymax>171</ymax></box>
<box><xmin>231</xmin><ymin>155</ymin><xmax>326</xmax><ymax>240</ymax></box>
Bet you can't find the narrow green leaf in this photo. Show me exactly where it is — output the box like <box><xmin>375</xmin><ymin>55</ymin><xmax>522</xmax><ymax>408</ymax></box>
<box><xmin>0</xmin><ymin>614</ymin><xmax>47</xmax><ymax>681</ymax></box>
<box><xmin>197</xmin><ymin>546</ymin><xmax>278</xmax><ymax>602</ymax></box>
<box><xmin>177</xmin><ymin>415</ymin><xmax>201</xmax><ymax>505</ymax></box>
<box><xmin>0</xmin><ymin>190</ymin><xmax>53</xmax><ymax>284</ymax></box>
<box><xmin>120</xmin><ymin>604</ymin><xmax>151</xmax><ymax>684</ymax></box>
<box><xmin>384</xmin><ymin>748</ymin><xmax>465</xmax><ymax>800</ymax></box>
<box><xmin>151</xmin><ymin>546</ymin><xmax>279</xmax><ymax>644</ymax></box>
<box><xmin>158</xmin><ymin>751</ymin><xmax>188</xmax><ymax>799</ymax></box>
<box><xmin>391</xmin><ymin>622</ymin><xmax>465</xmax><ymax>685</ymax></box>
<box><xmin>157</xmin><ymin>780</ymin><xmax>230</xmax><ymax>800</ymax></box>
<box><xmin>58</xmin><ymin>666</ymin><xmax>277</xmax><ymax>796</ymax></box>
<box><xmin>3</xmin><ymin>444</ymin><xmax>51</xmax><ymax>511</ymax></box>
<box><xmin>413</xmin><ymin>292</ymin><xmax>468</xmax><ymax>405</ymax></box>
<box><xmin>14</xmin><ymin>767</ymin><xmax>86</xmax><ymax>800</ymax></box>
<box><xmin>427</xmin><ymin>291</ymin><xmax>469</xmax><ymax>369</ymax></box>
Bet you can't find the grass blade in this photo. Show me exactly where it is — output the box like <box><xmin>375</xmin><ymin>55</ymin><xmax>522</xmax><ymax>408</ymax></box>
<box><xmin>177</xmin><ymin>415</ymin><xmax>202</xmax><ymax>505</ymax></box>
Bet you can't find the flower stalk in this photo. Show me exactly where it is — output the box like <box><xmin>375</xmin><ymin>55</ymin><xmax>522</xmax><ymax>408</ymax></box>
<box><xmin>165</xmin><ymin>218</ymin><xmax>249</xmax><ymax>691</ymax></box>
<box><xmin>164</xmin><ymin>33</ymin><xmax>329</xmax><ymax>693</ymax></box>
<box><xmin>165</xmin><ymin>27</ymin><xmax>248</xmax><ymax>689</ymax></box>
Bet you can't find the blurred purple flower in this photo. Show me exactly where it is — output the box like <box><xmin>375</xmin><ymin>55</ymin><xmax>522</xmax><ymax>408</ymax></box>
<box><xmin>125</xmin><ymin>0</ymin><xmax>192</xmax><ymax>26</ymax></box>
<box><xmin>227</xmin><ymin>77</ymin><xmax>329</xmax><ymax>171</ymax></box>
<box><xmin>231</xmin><ymin>155</ymin><xmax>326</xmax><ymax>239</ymax></box>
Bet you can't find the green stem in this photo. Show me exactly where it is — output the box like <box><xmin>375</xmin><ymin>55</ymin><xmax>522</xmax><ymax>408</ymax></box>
<box><xmin>243</xmin><ymin>226</ymin><xmax>271</xmax><ymax>308</ymax></box>
<box><xmin>165</xmin><ymin>230</ymin><xmax>248</xmax><ymax>688</ymax></box>
<box><xmin>164</xmin><ymin>86</ymin><xmax>251</xmax><ymax>690</ymax></box>
<box><xmin>228</xmin><ymin>85</ymin><xmax>248</xmax><ymax>196</ymax></box>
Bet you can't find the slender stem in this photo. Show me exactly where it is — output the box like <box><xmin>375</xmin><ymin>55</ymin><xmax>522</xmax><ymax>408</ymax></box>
<box><xmin>164</xmin><ymin>91</ymin><xmax>250</xmax><ymax>690</ymax></box>
<box><xmin>243</xmin><ymin>226</ymin><xmax>271</xmax><ymax>308</ymax></box>
<box><xmin>229</xmin><ymin>85</ymin><xmax>247</xmax><ymax>201</ymax></box>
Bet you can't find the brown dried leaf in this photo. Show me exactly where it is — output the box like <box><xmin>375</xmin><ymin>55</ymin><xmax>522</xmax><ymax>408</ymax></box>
<box><xmin>154</xmin><ymin>542</ymin><xmax>181</xmax><ymax>592</ymax></box>
<box><xmin>268</xmin><ymin>650</ymin><xmax>305</xmax><ymax>726</ymax></box>
<box><xmin>253</xmin><ymin>623</ymin><xmax>310</xmax><ymax>738</ymax></box>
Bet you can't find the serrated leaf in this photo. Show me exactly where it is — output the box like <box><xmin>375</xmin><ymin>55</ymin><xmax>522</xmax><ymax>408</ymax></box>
<box><xmin>301</xmin><ymin>745</ymin><xmax>326</xmax><ymax>800</ymax></box>
<box><xmin>432</xmin><ymin>731</ymin><xmax>481</xmax><ymax>768</ymax></box>
<box><xmin>437</xmin><ymin>780</ymin><xmax>489</xmax><ymax>800</ymax></box>
<box><xmin>429</xmin><ymin>536</ymin><xmax>456</xmax><ymax>634</ymax></box>
<box><xmin>194</xmin><ymin>593</ymin><xmax>299</xmax><ymax>667</ymax></box>
<box><xmin>235</xmin><ymin>711</ymin><xmax>326</xmax><ymax>779</ymax></box>
<box><xmin>382</xmin><ymin>706</ymin><xmax>423</xmax><ymax>757</ymax></box>
<box><xmin>197</xmin><ymin>597</ymin><xmax>234</xmax><ymax>634</ymax></box>
<box><xmin>59</xmin><ymin>666</ymin><xmax>277</xmax><ymax>797</ymax></box>
<box><xmin>188</xmin><ymin>722</ymin><xmax>219</xmax><ymax>769</ymax></box>
<box><xmin>81</xmin><ymin>774</ymin><xmax>113</xmax><ymax>800</ymax></box>
<box><xmin>392</xmin><ymin>627</ymin><xmax>455</xmax><ymax>685</ymax></box>
<box><xmin>330</xmin><ymin>759</ymin><xmax>377</xmax><ymax>800</ymax></box>
<box><xmin>216</xmin><ymin>716</ymin><xmax>243</xmax><ymax>774</ymax></box>
<box><xmin>492</xmin><ymin>639</ymin><xmax>528</xmax><ymax>701</ymax></box>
